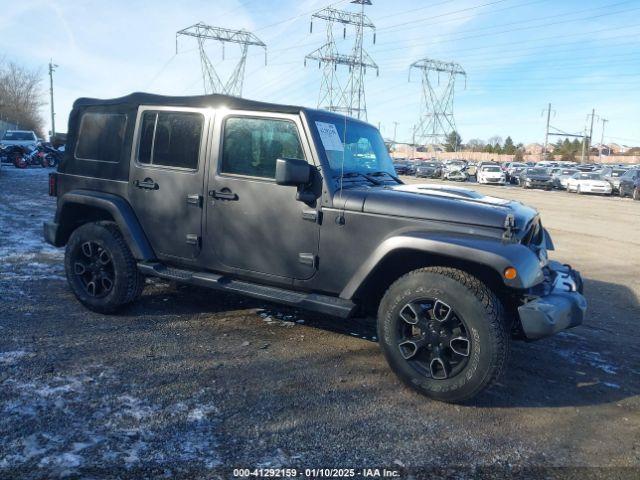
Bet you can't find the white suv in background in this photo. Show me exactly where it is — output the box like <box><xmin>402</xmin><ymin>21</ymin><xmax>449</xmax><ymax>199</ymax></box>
<box><xmin>0</xmin><ymin>130</ymin><xmax>38</xmax><ymax>150</ymax></box>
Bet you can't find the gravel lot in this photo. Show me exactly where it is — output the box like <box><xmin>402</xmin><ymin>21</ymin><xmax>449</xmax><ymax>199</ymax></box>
<box><xmin>1</xmin><ymin>167</ymin><xmax>638</xmax><ymax>478</ymax></box>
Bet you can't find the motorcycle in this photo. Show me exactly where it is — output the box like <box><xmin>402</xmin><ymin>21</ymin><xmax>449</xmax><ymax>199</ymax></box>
<box><xmin>12</xmin><ymin>144</ymin><xmax>53</xmax><ymax>169</ymax></box>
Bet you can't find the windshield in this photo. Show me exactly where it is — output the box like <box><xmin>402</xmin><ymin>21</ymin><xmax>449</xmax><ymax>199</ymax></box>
<box><xmin>311</xmin><ymin>115</ymin><xmax>395</xmax><ymax>177</ymax></box>
<box><xmin>528</xmin><ymin>168</ymin><xmax>548</xmax><ymax>175</ymax></box>
<box><xmin>3</xmin><ymin>131</ymin><xmax>35</xmax><ymax>141</ymax></box>
<box><xmin>424</xmin><ymin>162</ymin><xmax>440</xmax><ymax>167</ymax></box>
<box><xmin>561</xmin><ymin>169</ymin><xmax>577</xmax><ymax>175</ymax></box>
<box><xmin>611</xmin><ymin>169</ymin><xmax>627</xmax><ymax>177</ymax></box>
<box><xmin>482</xmin><ymin>166</ymin><xmax>501</xmax><ymax>172</ymax></box>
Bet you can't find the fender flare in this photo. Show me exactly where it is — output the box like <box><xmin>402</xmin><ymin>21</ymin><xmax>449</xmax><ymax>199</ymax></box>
<box><xmin>55</xmin><ymin>190</ymin><xmax>155</xmax><ymax>260</ymax></box>
<box><xmin>340</xmin><ymin>232</ymin><xmax>545</xmax><ymax>299</ymax></box>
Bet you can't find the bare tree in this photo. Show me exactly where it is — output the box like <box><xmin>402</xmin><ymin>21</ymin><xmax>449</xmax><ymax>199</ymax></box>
<box><xmin>466</xmin><ymin>138</ymin><xmax>485</xmax><ymax>152</ymax></box>
<box><xmin>0</xmin><ymin>61</ymin><xmax>46</xmax><ymax>136</ymax></box>
<box><xmin>487</xmin><ymin>135</ymin><xmax>503</xmax><ymax>148</ymax></box>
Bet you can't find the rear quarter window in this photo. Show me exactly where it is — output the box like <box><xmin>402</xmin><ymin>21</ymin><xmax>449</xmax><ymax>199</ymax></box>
<box><xmin>75</xmin><ymin>112</ymin><xmax>127</xmax><ymax>162</ymax></box>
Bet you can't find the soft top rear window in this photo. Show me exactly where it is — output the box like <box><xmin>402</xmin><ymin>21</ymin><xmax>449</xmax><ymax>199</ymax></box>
<box><xmin>75</xmin><ymin>112</ymin><xmax>127</xmax><ymax>162</ymax></box>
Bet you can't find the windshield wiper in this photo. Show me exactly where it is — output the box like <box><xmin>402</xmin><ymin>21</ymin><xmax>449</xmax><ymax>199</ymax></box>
<box><xmin>367</xmin><ymin>171</ymin><xmax>403</xmax><ymax>184</ymax></box>
<box><xmin>333</xmin><ymin>171</ymin><xmax>381</xmax><ymax>185</ymax></box>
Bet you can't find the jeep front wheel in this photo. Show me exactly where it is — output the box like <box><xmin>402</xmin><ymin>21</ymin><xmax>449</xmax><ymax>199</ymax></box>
<box><xmin>65</xmin><ymin>221</ymin><xmax>144</xmax><ymax>313</ymax></box>
<box><xmin>377</xmin><ymin>267</ymin><xmax>509</xmax><ymax>403</ymax></box>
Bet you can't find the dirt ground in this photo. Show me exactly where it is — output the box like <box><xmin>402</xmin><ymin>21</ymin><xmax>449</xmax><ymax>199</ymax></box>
<box><xmin>0</xmin><ymin>167</ymin><xmax>638</xmax><ymax>479</ymax></box>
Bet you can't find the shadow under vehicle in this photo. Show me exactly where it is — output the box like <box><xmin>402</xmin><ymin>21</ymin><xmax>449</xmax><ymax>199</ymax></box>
<box><xmin>44</xmin><ymin>93</ymin><xmax>586</xmax><ymax>403</ymax></box>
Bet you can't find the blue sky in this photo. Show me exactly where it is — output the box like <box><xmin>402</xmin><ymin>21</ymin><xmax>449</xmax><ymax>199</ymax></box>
<box><xmin>2</xmin><ymin>0</ymin><xmax>639</xmax><ymax>145</ymax></box>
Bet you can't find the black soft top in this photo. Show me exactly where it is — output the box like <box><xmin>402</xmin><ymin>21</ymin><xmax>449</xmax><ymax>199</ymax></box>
<box><xmin>73</xmin><ymin>92</ymin><xmax>304</xmax><ymax>115</ymax></box>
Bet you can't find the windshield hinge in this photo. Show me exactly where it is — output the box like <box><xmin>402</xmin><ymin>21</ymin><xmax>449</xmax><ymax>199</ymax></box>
<box><xmin>503</xmin><ymin>214</ymin><xmax>516</xmax><ymax>241</ymax></box>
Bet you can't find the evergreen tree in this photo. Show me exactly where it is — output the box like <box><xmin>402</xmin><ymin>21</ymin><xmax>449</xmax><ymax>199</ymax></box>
<box><xmin>504</xmin><ymin>136</ymin><xmax>516</xmax><ymax>155</ymax></box>
<box><xmin>445</xmin><ymin>131</ymin><xmax>462</xmax><ymax>152</ymax></box>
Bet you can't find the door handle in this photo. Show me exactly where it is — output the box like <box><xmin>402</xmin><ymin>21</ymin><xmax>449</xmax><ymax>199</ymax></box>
<box><xmin>209</xmin><ymin>189</ymin><xmax>238</xmax><ymax>201</ymax></box>
<box><xmin>135</xmin><ymin>178</ymin><xmax>159</xmax><ymax>190</ymax></box>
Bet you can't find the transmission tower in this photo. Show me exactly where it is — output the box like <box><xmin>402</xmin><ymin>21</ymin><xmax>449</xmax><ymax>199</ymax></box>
<box><xmin>409</xmin><ymin>58</ymin><xmax>466</xmax><ymax>147</ymax></box>
<box><xmin>305</xmin><ymin>0</ymin><xmax>378</xmax><ymax>120</ymax></box>
<box><xmin>176</xmin><ymin>22</ymin><xmax>266</xmax><ymax>97</ymax></box>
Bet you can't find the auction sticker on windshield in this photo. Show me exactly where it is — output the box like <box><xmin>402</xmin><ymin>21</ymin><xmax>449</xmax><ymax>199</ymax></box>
<box><xmin>315</xmin><ymin>121</ymin><xmax>344</xmax><ymax>151</ymax></box>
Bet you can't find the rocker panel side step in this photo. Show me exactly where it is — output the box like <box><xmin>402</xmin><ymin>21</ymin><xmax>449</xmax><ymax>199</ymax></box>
<box><xmin>138</xmin><ymin>262</ymin><xmax>356</xmax><ymax>318</ymax></box>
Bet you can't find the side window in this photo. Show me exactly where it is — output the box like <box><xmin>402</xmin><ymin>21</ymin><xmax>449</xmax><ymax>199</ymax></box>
<box><xmin>75</xmin><ymin>112</ymin><xmax>127</xmax><ymax>162</ymax></box>
<box><xmin>221</xmin><ymin>117</ymin><xmax>305</xmax><ymax>179</ymax></box>
<box><xmin>137</xmin><ymin>111</ymin><xmax>203</xmax><ymax>169</ymax></box>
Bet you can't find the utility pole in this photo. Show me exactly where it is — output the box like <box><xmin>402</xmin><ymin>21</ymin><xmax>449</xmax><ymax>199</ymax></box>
<box><xmin>392</xmin><ymin>121</ymin><xmax>399</xmax><ymax>143</ymax></box>
<box><xmin>542</xmin><ymin>103</ymin><xmax>552</xmax><ymax>161</ymax></box>
<box><xmin>586</xmin><ymin>108</ymin><xmax>596</xmax><ymax>163</ymax></box>
<box><xmin>48</xmin><ymin>60</ymin><xmax>58</xmax><ymax>141</ymax></box>
<box><xmin>599</xmin><ymin>118</ymin><xmax>608</xmax><ymax>161</ymax></box>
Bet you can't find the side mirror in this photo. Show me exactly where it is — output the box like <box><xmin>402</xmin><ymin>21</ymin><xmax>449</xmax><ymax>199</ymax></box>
<box><xmin>275</xmin><ymin>158</ymin><xmax>311</xmax><ymax>186</ymax></box>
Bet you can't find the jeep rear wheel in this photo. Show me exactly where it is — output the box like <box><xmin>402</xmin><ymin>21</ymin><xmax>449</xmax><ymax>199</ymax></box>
<box><xmin>377</xmin><ymin>267</ymin><xmax>509</xmax><ymax>403</ymax></box>
<box><xmin>65</xmin><ymin>221</ymin><xmax>144</xmax><ymax>313</ymax></box>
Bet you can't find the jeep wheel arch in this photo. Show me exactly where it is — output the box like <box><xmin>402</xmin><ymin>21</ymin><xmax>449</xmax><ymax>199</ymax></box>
<box><xmin>340</xmin><ymin>233</ymin><xmax>544</xmax><ymax>302</ymax></box>
<box><xmin>55</xmin><ymin>190</ymin><xmax>155</xmax><ymax>261</ymax></box>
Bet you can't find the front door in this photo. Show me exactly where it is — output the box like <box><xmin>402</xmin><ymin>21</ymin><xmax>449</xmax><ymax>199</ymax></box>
<box><xmin>128</xmin><ymin>107</ymin><xmax>210</xmax><ymax>261</ymax></box>
<box><xmin>206</xmin><ymin>112</ymin><xmax>319</xmax><ymax>281</ymax></box>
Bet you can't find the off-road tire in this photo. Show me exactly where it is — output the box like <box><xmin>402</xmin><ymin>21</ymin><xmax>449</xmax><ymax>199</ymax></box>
<box><xmin>377</xmin><ymin>267</ymin><xmax>509</xmax><ymax>403</ymax></box>
<box><xmin>633</xmin><ymin>187</ymin><xmax>640</xmax><ymax>201</ymax></box>
<box><xmin>65</xmin><ymin>221</ymin><xmax>144</xmax><ymax>313</ymax></box>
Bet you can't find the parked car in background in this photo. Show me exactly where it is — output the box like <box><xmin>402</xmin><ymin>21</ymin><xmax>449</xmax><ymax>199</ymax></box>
<box><xmin>477</xmin><ymin>165</ymin><xmax>506</xmax><ymax>185</ymax></box>
<box><xmin>443</xmin><ymin>169</ymin><xmax>468</xmax><ymax>181</ymax></box>
<box><xmin>393</xmin><ymin>161</ymin><xmax>411</xmax><ymax>175</ymax></box>
<box><xmin>576</xmin><ymin>164</ymin><xmax>599</xmax><ymax>172</ymax></box>
<box><xmin>552</xmin><ymin>168</ymin><xmax>579</xmax><ymax>189</ymax></box>
<box><xmin>519</xmin><ymin>167</ymin><xmax>554</xmax><ymax>190</ymax></box>
<box><xmin>415</xmin><ymin>161</ymin><xmax>443</xmax><ymax>178</ymax></box>
<box><xmin>442</xmin><ymin>160</ymin><xmax>468</xmax><ymax>181</ymax></box>
<box><xmin>506</xmin><ymin>162</ymin><xmax>527</xmax><ymax>182</ymax></box>
<box><xmin>618</xmin><ymin>168</ymin><xmax>640</xmax><ymax>199</ymax></box>
<box><xmin>0</xmin><ymin>130</ymin><xmax>38</xmax><ymax>149</ymax></box>
<box><xmin>566</xmin><ymin>172</ymin><xmax>612</xmax><ymax>195</ymax></box>
<box><xmin>604</xmin><ymin>167</ymin><xmax>629</xmax><ymax>193</ymax></box>
<box><xmin>466</xmin><ymin>161</ymin><xmax>478</xmax><ymax>178</ymax></box>
<box><xmin>0</xmin><ymin>130</ymin><xmax>38</xmax><ymax>163</ymax></box>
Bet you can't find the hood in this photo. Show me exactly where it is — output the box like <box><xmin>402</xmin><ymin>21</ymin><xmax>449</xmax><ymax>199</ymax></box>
<box><xmin>335</xmin><ymin>183</ymin><xmax>538</xmax><ymax>234</ymax></box>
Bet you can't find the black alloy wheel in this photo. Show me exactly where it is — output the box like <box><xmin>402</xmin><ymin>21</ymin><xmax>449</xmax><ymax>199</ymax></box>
<box><xmin>72</xmin><ymin>241</ymin><xmax>115</xmax><ymax>298</ymax></box>
<box><xmin>396</xmin><ymin>298</ymin><xmax>470</xmax><ymax>380</ymax></box>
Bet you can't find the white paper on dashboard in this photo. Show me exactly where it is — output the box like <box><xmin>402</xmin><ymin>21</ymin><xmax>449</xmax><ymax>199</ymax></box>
<box><xmin>315</xmin><ymin>121</ymin><xmax>344</xmax><ymax>151</ymax></box>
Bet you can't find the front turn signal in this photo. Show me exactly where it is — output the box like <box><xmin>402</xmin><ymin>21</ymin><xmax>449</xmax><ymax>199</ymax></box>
<box><xmin>504</xmin><ymin>267</ymin><xmax>518</xmax><ymax>280</ymax></box>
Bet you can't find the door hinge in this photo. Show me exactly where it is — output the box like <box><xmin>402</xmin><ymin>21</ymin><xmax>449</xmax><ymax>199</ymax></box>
<box><xmin>302</xmin><ymin>209</ymin><xmax>322</xmax><ymax>224</ymax></box>
<box><xmin>186</xmin><ymin>234</ymin><xmax>200</xmax><ymax>246</ymax></box>
<box><xmin>186</xmin><ymin>194</ymin><xmax>203</xmax><ymax>207</ymax></box>
<box><xmin>298</xmin><ymin>253</ymin><xmax>317</xmax><ymax>267</ymax></box>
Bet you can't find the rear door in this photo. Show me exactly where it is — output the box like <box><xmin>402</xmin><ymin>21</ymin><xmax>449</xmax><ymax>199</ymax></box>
<box><xmin>128</xmin><ymin>107</ymin><xmax>211</xmax><ymax>261</ymax></box>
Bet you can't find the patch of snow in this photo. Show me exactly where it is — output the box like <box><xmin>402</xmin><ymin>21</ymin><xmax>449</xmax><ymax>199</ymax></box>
<box><xmin>556</xmin><ymin>348</ymin><xmax>619</xmax><ymax>375</ymax></box>
<box><xmin>0</xmin><ymin>350</ymin><xmax>30</xmax><ymax>365</ymax></box>
<box><xmin>0</xmin><ymin>364</ymin><xmax>222</xmax><ymax>475</ymax></box>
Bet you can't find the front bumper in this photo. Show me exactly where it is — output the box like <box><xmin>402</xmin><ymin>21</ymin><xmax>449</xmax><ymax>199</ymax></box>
<box><xmin>517</xmin><ymin>261</ymin><xmax>587</xmax><ymax>340</ymax></box>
